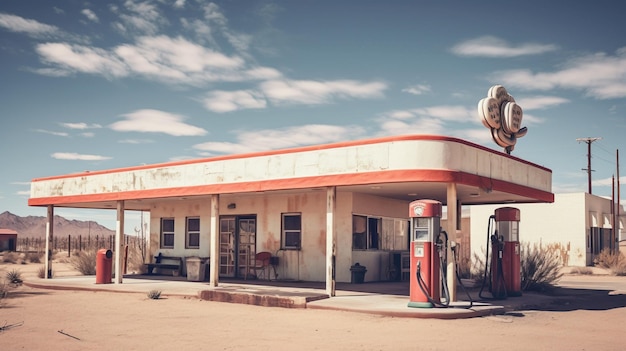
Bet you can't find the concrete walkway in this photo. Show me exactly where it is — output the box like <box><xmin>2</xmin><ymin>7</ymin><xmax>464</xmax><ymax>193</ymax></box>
<box><xmin>22</xmin><ymin>273</ymin><xmax>561</xmax><ymax>319</ymax></box>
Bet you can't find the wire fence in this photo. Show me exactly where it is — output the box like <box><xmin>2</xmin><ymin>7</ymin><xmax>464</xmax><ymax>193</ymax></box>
<box><xmin>16</xmin><ymin>235</ymin><xmax>146</xmax><ymax>257</ymax></box>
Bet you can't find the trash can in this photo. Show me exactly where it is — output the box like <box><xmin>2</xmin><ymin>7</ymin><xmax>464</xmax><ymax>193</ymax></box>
<box><xmin>350</xmin><ymin>263</ymin><xmax>367</xmax><ymax>284</ymax></box>
<box><xmin>96</xmin><ymin>249</ymin><xmax>113</xmax><ymax>284</ymax></box>
<box><xmin>186</xmin><ymin>256</ymin><xmax>205</xmax><ymax>282</ymax></box>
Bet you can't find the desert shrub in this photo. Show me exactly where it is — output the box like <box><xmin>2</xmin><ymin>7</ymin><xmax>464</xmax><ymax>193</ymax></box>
<box><xmin>521</xmin><ymin>242</ymin><xmax>563</xmax><ymax>292</ymax></box>
<box><xmin>147</xmin><ymin>290</ymin><xmax>162</xmax><ymax>299</ymax></box>
<box><xmin>27</xmin><ymin>252</ymin><xmax>43</xmax><ymax>263</ymax></box>
<box><xmin>37</xmin><ymin>265</ymin><xmax>54</xmax><ymax>278</ymax></box>
<box><xmin>6</xmin><ymin>269</ymin><xmax>23</xmax><ymax>287</ymax></box>
<box><xmin>54</xmin><ymin>251</ymin><xmax>71</xmax><ymax>264</ymax></box>
<box><xmin>0</xmin><ymin>280</ymin><xmax>8</xmax><ymax>307</ymax></box>
<box><xmin>2</xmin><ymin>252</ymin><xmax>19</xmax><ymax>264</ymax></box>
<box><xmin>472</xmin><ymin>243</ymin><xmax>564</xmax><ymax>292</ymax></box>
<box><xmin>126</xmin><ymin>244</ymin><xmax>147</xmax><ymax>274</ymax></box>
<box><xmin>594</xmin><ymin>249</ymin><xmax>626</xmax><ymax>276</ymax></box>
<box><xmin>71</xmin><ymin>249</ymin><xmax>97</xmax><ymax>275</ymax></box>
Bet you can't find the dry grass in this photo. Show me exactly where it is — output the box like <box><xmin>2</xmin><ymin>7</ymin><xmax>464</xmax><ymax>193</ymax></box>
<box><xmin>594</xmin><ymin>249</ymin><xmax>626</xmax><ymax>276</ymax></box>
<box><xmin>521</xmin><ymin>242</ymin><xmax>563</xmax><ymax>292</ymax></box>
<box><xmin>70</xmin><ymin>249</ymin><xmax>97</xmax><ymax>275</ymax></box>
<box><xmin>2</xmin><ymin>252</ymin><xmax>19</xmax><ymax>264</ymax></box>
<box><xmin>472</xmin><ymin>242</ymin><xmax>564</xmax><ymax>292</ymax></box>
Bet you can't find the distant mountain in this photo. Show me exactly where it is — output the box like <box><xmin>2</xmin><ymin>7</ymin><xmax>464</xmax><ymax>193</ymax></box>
<box><xmin>0</xmin><ymin>211</ymin><xmax>115</xmax><ymax>238</ymax></box>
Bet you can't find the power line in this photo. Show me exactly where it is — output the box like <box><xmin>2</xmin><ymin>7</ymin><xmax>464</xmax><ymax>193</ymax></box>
<box><xmin>576</xmin><ymin>137</ymin><xmax>602</xmax><ymax>194</ymax></box>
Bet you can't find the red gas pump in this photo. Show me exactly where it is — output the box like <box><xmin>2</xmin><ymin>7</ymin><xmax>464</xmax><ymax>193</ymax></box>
<box><xmin>408</xmin><ymin>199</ymin><xmax>442</xmax><ymax>308</ymax></box>
<box><xmin>495</xmin><ymin>207</ymin><xmax>521</xmax><ymax>297</ymax></box>
<box><xmin>480</xmin><ymin>207</ymin><xmax>522</xmax><ymax>299</ymax></box>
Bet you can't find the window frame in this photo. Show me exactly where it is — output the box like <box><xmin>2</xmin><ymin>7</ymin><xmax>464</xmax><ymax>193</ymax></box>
<box><xmin>160</xmin><ymin>218</ymin><xmax>175</xmax><ymax>249</ymax></box>
<box><xmin>352</xmin><ymin>215</ymin><xmax>408</xmax><ymax>251</ymax></box>
<box><xmin>281</xmin><ymin>212</ymin><xmax>302</xmax><ymax>250</ymax></box>
<box><xmin>185</xmin><ymin>216</ymin><xmax>200</xmax><ymax>249</ymax></box>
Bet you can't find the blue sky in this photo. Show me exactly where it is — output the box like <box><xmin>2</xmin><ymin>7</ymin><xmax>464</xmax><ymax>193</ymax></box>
<box><xmin>1</xmin><ymin>0</ymin><xmax>625</xmax><ymax>232</ymax></box>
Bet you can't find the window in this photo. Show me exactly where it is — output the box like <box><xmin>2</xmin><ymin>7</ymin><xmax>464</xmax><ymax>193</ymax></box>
<box><xmin>352</xmin><ymin>215</ymin><xmax>367</xmax><ymax>250</ymax></box>
<box><xmin>353</xmin><ymin>215</ymin><xmax>408</xmax><ymax>251</ymax></box>
<box><xmin>282</xmin><ymin>213</ymin><xmax>301</xmax><ymax>249</ymax></box>
<box><xmin>161</xmin><ymin>218</ymin><xmax>175</xmax><ymax>249</ymax></box>
<box><xmin>186</xmin><ymin>217</ymin><xmax>200</xmax><ymax>249</ymax></box>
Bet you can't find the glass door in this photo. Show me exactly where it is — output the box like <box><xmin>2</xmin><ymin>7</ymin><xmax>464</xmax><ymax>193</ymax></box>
<box><xmin>237</xmin><ymin>217</ymin><xmax>256</xmax><ymax>279</ymax></box>
<box><xmin>219</xmin><ymin>215</ymin><xmax>256</xmax><ymax>278</ymax></box>
<box><xmin>219</xmin><ymin>217</ymin><xmax>236</xmax><ymax>277</ymax></box>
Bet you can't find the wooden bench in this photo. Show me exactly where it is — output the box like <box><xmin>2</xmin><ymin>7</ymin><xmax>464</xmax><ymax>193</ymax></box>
<box><xmin>144</xmin><ymin>253</ymin><xmax>183</xmax><ymax>276</ymax></box>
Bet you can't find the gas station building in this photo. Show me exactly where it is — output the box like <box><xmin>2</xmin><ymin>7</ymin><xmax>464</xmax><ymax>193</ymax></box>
<box><xmin>28</xmin><ymin>134</ymin><xmax>553</xmax><ymax>296</ymax></box>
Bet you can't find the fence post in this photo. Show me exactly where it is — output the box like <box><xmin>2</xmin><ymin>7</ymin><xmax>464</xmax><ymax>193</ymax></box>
<box><xmin>68</xmin><ymin>234</ymin><xmax>71</xmax><ymax>257</ymax></box>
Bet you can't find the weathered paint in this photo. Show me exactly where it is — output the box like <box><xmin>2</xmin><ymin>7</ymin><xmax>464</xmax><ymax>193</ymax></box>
<box><xmin>29</xmin><ymin>136</ymin><xmax>552</xmax><ymax>206</ymax></box>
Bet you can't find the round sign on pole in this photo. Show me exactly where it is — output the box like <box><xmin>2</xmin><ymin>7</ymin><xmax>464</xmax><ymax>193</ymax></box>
<box><xmin>478</xmin><ymin>85</ymin><xmax>527</xmax><ymax>154</ymax></box>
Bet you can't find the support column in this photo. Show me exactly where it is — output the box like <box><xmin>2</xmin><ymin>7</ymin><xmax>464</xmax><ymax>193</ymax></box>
<box><xmin>44</xmin><ymin>205</ymin><xmax>54</xmax><ymax>279</ymax></box>
<box><xmin>114</xmin><ymin>201</ymin><xmax>124</xmax><ymax>284</ymax></box>
<box><xmin>446</xmin><ymin>183</ymin><xmax>458</xmax><ymax>302</ymax></box>
<box><xmin>325</xmin><ymin>186</ymin><xmax>337</xmax><ymax>296</ymax></box>
<box><xmin>209</xmin><ymin>194</ymin><xmax>220</xmax><ymax>287</ymax></box>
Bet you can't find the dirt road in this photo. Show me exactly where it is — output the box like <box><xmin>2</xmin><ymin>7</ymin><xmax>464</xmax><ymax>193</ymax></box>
<box><xmin>1</xmin><ymin>263</ymin><xmax>624</xmax><ymax>351</ymax></box>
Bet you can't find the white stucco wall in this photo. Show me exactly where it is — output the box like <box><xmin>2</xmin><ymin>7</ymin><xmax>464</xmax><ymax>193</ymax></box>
<box><xmin>146</xmin><ymin>190</ymin><xmax>411</xmax><ymax>283</ymax></box>
<box><xmin>470</xmin><ymin>193</ymin><xmax>620</xmax><ymax>268</ymax></box>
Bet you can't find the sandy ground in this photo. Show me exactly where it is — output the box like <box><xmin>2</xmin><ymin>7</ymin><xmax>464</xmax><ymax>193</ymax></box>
<box><xmin>1</xmin><ymin>261</ymin><xmax>625</xmax><ymax>351</ymax></box>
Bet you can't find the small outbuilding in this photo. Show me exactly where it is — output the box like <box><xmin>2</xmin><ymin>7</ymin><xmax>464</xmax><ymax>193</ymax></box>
<box><xmin>0</xmin><ymin>229</ymin><xmax>18</xmax><ymax>252</ymax></box>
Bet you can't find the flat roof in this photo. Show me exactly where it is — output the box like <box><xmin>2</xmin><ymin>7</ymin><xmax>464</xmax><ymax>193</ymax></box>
<box><xmin>29</xmin><ymin>134</ymin><xmax>553</xmax><ymax>210</ymax></box>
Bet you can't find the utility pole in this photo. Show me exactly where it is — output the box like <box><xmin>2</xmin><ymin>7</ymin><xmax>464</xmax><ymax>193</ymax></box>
<box><xmin>577</xmin><ymin>137</ymin><xmax>601</xmax><ymax>194</ymax></box>
<box><xmin>617</xmin><ymin>149</ymin><xmax>621</xmax><ymax>252</ymax></box>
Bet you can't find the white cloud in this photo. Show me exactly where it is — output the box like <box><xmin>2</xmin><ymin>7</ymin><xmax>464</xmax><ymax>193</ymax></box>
<box><xmin>402</xmin><ymin>84</ymin><xmax>431</xmax><ymax>95</ymax></box>
<box><xmin>495</xmin><ymin>47</ymin><xmax>626</xmax><ymax>99</ymax></box>
<box><xmin>114</xmin><ymin>35</ymin><xmax>246</xmax><ymax>84</ymax></box>
<box><xmin>376</xmin><ymin>105</ymin><xmax>484</xmax><ymax>138</ymax></box>
<box><xmin>118</xmin><ymin>139</ymin><xmax>154</xmax><ymax>144</ymax></box>
<box><xmin>34</xmin><ymin>129</ymin><xmax>69</xmax><ymax>137</ymax></box>
<box><xmin>202</xmin><ymin>90</ymin><xmax>267</xmax><ymax>112</ymax></box>
<box><xmin>451</xmin><ymin>36</ymin><xmax>558</xmax><ymax>58</ymax></box>
<box><xmin>51</xmin><ymin>152</ymin><xmax>112</xmax><ymax>161</ymax></box>
<box><xmin>61</xmin><ymin>122</ymin><xmax>103</xmax><ymax>130</ymax></box>
<box><xmin>110</xmin><ymin>109</ymin><xmax>208</xmax><ymax>136</ymax></box>
<box><xmin>260</xmin><ymin>79</ymin><xmax>387</xmax><ymax>105</ymax></box>
<box><xmin>193</xmin><ymin>124</ymin><xmax>366</xmax><ymax>155</ymax></box>
<box><xmin>378</xmin><ymin>117</ymin><xmax>445</xmax><ymax>136</ymax></box>
<box><xmin>0</xmin><ymin>12</ymin><xmax>62</xmax><ymax>38</ymax></box>
<box><xmin>515</xmin><ymin>96</ymin><xmax>570</xmax><ymax>110</ymax></box>
<box><xmin>81</xmin><ymin>9</ymin><xmax>99</xmax><ymax>23</ymax></box>
<box><xmin>36</xmin><ymin>43</ymin><xmax>128</xmax><ymax>77</ymax></box>
<box><xmin>381</xmin><ymin>106</ymin><xmax>474</xmax><ymax>123</ymax></box>
<box><xmin>113</xmin><ymin>0</ymin><xmax>165</xmax><ymax>36</ymax></box>
<box><xmin>201</xmin><ymin>78</ymin><xmax>387</xmax><ymax>112</ymax></box>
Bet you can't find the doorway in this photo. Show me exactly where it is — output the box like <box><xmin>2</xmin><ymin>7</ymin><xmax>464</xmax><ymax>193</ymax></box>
<box><xmin>219</xmin><ymin>215</ymin><xmax>257</xmax><ymax>278</ymax></box>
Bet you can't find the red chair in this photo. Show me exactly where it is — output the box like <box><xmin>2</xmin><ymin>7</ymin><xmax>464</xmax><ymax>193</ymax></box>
<box><xmin>253</xmin><ymin>251</ymin><xmax>272</xmax><ymax>280</ymax></box>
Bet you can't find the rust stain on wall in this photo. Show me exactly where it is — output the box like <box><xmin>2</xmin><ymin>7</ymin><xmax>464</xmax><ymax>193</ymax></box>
<box><xmin>316</xmin><ymin>229</ymin><xmax>326</xmax><ymax>253</ymax></box>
